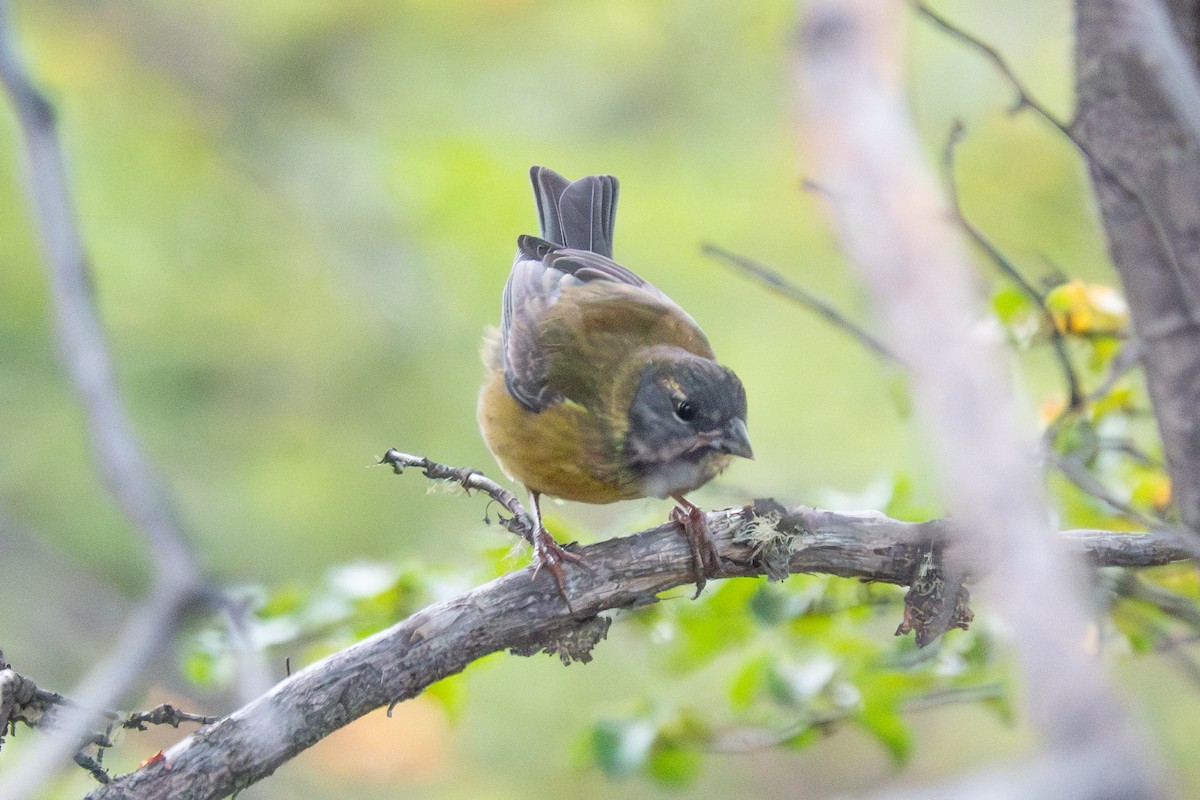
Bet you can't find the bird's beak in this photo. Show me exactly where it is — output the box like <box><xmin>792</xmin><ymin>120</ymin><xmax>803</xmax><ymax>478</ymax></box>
<box><xmin>720</xmin><ymin>417</ymin><xmax>754</xmax><ymax>460</ymax></box>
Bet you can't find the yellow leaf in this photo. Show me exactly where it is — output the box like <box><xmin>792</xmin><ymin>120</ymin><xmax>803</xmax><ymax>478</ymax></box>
<box><xmin>1045</xmin><ymin>280</ymin><xmax>1129</xmax><ymax>336</ymax></box>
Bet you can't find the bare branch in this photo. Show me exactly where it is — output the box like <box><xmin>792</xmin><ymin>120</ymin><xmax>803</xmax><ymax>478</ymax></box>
<box><xmin>380</xmin><ymin>449</ymin><xmax>535</xmax><ymax>543</ymax></box>
<box><xmin>0</xmin><ymin>1</ymin><xmax>196</xmax><ymax>580</ymax></box>
<box><xmin>1045</xmin><ymin>452</ymin><xmax>1165</xmax><ymax>530</ymax></box>
<box><xmin>0</xmin><ymin>5</ymin><xmax>207</xmax><ymax>797</ymax></box>
<box><xmin>0</xmin><ymin>653</ymin><xmax>217</xmax><ymax>785</ymax></box>
<box><xmin>80</xmin><ymin>493</ymin><xmax>1187</xmax><ymax>800</ymax></box>
<box><xmin>701</xmin><ymin>243</ymin><xmax>900</xmax><ymax>362</ymax></box>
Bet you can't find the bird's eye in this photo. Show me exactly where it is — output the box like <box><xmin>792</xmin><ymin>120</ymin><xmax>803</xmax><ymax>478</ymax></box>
<box><xmin>673</xmin><ymin>399</ymin><xmax>696</xmax><ymax>422</ymax></box>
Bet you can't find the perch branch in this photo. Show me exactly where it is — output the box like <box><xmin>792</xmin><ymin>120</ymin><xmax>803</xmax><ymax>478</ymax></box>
<box><xmin>84</xmin><ymin>465</ymin><xmax>1189</xmax><ymax>800</ymax></box>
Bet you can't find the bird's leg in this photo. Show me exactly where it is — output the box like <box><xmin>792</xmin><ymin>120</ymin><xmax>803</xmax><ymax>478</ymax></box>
<box><xmin>528</xmin><ymin>491</ymin><xmax>585</xmax><ymax>609</ymax></box>
<box><xmin>671</xmin><ymin>495</ymin><xmax>721</xmax><ymax>598</ymax></box>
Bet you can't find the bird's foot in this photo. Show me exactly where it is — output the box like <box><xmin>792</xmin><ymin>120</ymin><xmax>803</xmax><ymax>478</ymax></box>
<box><xmin>531</xmin><ymin>528</ymin><xmax>586</xmax><ymax>611</ymax></box>
<box><xmin>671</xmin><ymin>497</ymin><xmax>721</xmax><ymax>598</ymax></box>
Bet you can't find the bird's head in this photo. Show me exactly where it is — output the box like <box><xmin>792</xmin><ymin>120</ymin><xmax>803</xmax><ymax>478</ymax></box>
<box><xmin>622</xmin><ymin>348</ymin><xmax>751</xmax><ymax>497</ymax></box>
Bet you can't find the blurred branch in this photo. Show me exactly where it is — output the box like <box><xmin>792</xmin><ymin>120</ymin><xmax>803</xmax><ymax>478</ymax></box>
<box><xmin>0</xmin><ymin>652</ymin><xmax>218</xmax><ymax>785</ymax></box>
<box><xmin>914</xmin><ymin>1</ymin><xmax>1190</xmax><ymax>322</ymax></box>
<box><xmin>707</xmin><ymin>682</ymin><xmax>1005</xmax><ymax>753</ymax></box>
<box><xmin>798</xmin><ymin>1</ymin><xmax>1161</xmax><ymax>797</ymax></box>
<box><xmin>920</xmin><ymin>0</ymin><xmax>1200</xmax><ymax>536</ymax></box>
<box><xmin>0</xmin><ymin>4</ymin><xmax>207</xmax><ymax>797</ymax></box>
<box><xmin>940</xmin><ymin>121</ymin><xmax>1082</xmax><ymax>408</ymax></box>
<box><xmin>1045</xmin><ymin>452</ymin><xmax>1164</xmax><ymax>529</ymax></box>
<box><xmin>83</xmin><ymin>477</ymin><xmax>1187</xmax><ymax>799</ymax></box>
<box><xmin>701</xmin><ymin>243</ymin><xmax>900</xmax><ymax>362</ymax></box>
<box><xmin>1111</xmin><ymin>571</ymin><xmax>1200</xmax><ymax>633</ymax></box>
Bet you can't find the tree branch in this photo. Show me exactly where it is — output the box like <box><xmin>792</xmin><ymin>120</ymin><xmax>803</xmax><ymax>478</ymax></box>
<box><xmin>0</xmin><ymin>652</ymin><xmax>218</xmax><ymax>785</ymax></box>
<box><xmin>82</xmin><ymin>491</ymin><xmax>1187</xmax><ymax>800</ymax></box>
<box><xmin>380</xmin><ymin>449</ymin><xmax>536</xmax><ymax>543</ymax></box>
<box><xmin>0</xmin><ymin>5</ymin><xmax>207</xmax><ymax>797</ymax></box>
<box><xmin>700</xmin><ymin>243</ymin><xmax>900</xmax><ymax>362</ymax></box>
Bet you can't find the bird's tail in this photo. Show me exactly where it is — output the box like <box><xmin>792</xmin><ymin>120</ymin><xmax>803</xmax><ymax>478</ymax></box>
<box><xmin>529</xmin><ymin>166</ymin><xmax>619</xmax><ymax>258</ymax></box>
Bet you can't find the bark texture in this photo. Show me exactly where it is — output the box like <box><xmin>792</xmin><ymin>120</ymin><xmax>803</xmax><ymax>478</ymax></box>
<box><xmin>1075</xmin><ymin>0</ymin><xmax>1200</xmax><ymax>532</ymax></box>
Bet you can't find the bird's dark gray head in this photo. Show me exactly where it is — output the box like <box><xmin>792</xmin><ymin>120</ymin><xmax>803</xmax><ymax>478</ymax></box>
<box><xmin>623</xmin><ymin>351</ymin><xmax>752</xmax><ymax>492</ymax></box>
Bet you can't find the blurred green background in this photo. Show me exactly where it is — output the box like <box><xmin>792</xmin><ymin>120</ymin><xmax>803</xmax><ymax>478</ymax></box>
<box><xmin>3</xmin><ymin>1</ymin><xmax>1195</xmax><ymax>798</ymax></box>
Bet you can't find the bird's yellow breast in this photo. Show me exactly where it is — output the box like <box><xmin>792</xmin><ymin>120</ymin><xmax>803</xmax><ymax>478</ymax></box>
<box><xmin>477</xmin><ymin>369</ymin><xmax>636</xmax><ymax>503</ymax></box>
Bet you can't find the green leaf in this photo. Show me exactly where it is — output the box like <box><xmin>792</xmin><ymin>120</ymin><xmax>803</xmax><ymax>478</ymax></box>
<box><xmin>856</xmin><ymin>675</ymin><xmax>915</xmax><ymax>764</ymax></box>
<box><xmin>885</xmin><ymin>471</ymin><xmax>940</xmax><ymax>523</ymax></box>
<box><xmin>424</xmin><ymin>673</ymin><xmax>467</xmax><ymax>721</ymax></box>
<box><xmin>991</xmin><ymin>283</ymin><xmax>1033</xmax><ymax>325</ymax></box>
<box><xmin>783</xmin><ymin>724</ymin><xmax>821</xmax><ymax>751</ymax></box>
<box><xmin>258</xmin><ymin>584</ymin><xmax>306</xmax><ymax>618</ymax></box>
<box><xmin>857</xmin><ymin>703</ymin><xmax>912</xmax><ymax>764</ymax></box>
<box><xmin>729</xmin><ymin>655</ymin><xmax>770</xmax><ymax>710</ymax></box>
<box><xmin>750</xmin><ymin>583</ymin><xmax>800</xmax><ymax>624</ymax></box>
<box><xmin>1110</xmin><ymin>602</ymin><xmax>1158</xmax><ymax>654</ymax></box>
<box><xmin>886</xmin><ymin>372</ymin><xmax>913</xmax><ymax>418</ymax></box>
<box><xmin>647</xmin><ymin>743</ymin><xmax>702</xmax><ymax>786</ymax></box>
<box><xmin>981</xmin><ymin>689</ymin><xmax>1015</xmax><ymax>726</ymax></box>
<box><xmin>181</xmin><ymin>648</ymin><xmax>219</xmax><ymax>687</ymax></box>
<box><xmin>179</xmin><ymin>631</ymin><xmax>233</xmax><ymax>688</ymax></box>
<box><xmin>1090</xmin><ymin>383</ymin><xmax>1136</xmax><ymax>420</ymax></box>
<box><xmin>591</xmin><ymin>719</ymin><xmax>655</xmax><ymax>778</ymax></box>
<box><xmin>664</xmin><ymin>579</ymin><xmax>758</xmax><ymax>671</ymax></box>
<box><xmin>1055</xmin><ymin>418</ymin><xmax>1100</xmax><ymax>462</ymax></box>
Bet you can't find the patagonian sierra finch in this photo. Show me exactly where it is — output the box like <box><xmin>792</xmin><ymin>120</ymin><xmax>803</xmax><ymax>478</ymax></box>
<box><xmin>477</xmin><ymin>166</ymin><xmax>752</xmax><ymax>600</ymax></box>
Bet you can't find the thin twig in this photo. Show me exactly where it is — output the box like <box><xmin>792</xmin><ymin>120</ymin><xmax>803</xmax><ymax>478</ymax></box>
<box><xmin>380</xmin><ymin>449</ymin><xmax>536</xmax><ymax>543</ymax></box>
<box><xmin>941</xmin><ymin>121</ymin><xmax>1082</xmax><ymax>408</ymax></box>
<box><xmin>701</xmin><ymin>243</ymin><xmax>900</xmax><ymax>362</ymax></box>
<box><xmin>120</xmin><ymin>705</ymin><xmax>220</xmax><ymax>732</ymax></box>
<box><xmin>1046</xmin><ymin>452</ymin><xmax>1163</xmax><ymax>529</ymax></box>
<box><xmin>913</xmin><ymin>1</ymin><xmax>1196</xmax><ymax>333</ymax></box>
<box><xmin>0</xmin><ymin>6</ymin><xmax>207</xmax><ymax>797</ymax></box>
<box><xmin>1112</xmin><ymin>571</ymin><xmax>1200</xmax><ymax>633</ymax></box>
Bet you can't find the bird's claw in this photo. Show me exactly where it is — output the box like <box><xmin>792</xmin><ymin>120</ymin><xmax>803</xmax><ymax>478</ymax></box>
<box><xmin>671</xmin><ymin>500</ymin><xmax>721</xmax><ymax>598</ymax></box>
<box><xmin>531</xmin><ymin>528</ymin><xmax>586</xmax><ymax>611</ymax></box>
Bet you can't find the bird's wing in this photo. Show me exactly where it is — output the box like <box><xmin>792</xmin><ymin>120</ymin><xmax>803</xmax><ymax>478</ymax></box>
<box><xmin>500</xmin><ymin>237</ymin><xmax>696</xmax><ymax>412</ymax></box>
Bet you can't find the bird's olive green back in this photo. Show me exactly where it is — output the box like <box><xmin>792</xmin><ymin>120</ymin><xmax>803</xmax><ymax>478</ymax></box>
<box><xmin>540</xmin><ymin>281</ymin><xmax>715</xmax><ymax>416</ymax></box>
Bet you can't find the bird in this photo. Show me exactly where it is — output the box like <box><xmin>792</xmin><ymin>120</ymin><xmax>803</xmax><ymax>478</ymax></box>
<box><xmin>477</xmin><ymin>166</ymin><xmax>752</xmax><ymax>602</ymax></box>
